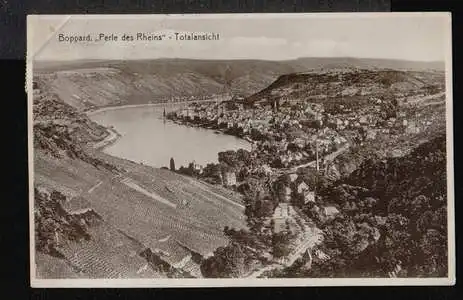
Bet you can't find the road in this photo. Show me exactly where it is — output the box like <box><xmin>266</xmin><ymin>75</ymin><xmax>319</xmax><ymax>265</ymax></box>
<box><xmin>246</xmin><ymin>263</ymin><xmax>284</xmax><ymax>278</ymax></box>
<box><xmin>285</xmin><ymin>228</ymin><xmax>323</xmax><ymax>267</ymax></box>
<box><xmin>245</xmin><ymin>227</ymin><xmax>323</xmax><ymax>278</ymax></box>
<box><xmin>274</xmin><ymin>142</ymin><xmax>350</xmax><ymax>175</ymax></box>
<box><xmin>92</xmin><ymin>128</ymin><xmax>120</xmax><ymax>150</ymax></box>
<box><xmin>421</xmin><ymin>100</ymin><xmax>445</xmax><ymax>107</ymax></box>
<box><xmin>405</xmin><ymin>92</ymin><xmax>445</xmax><ymax>106</ymax></box>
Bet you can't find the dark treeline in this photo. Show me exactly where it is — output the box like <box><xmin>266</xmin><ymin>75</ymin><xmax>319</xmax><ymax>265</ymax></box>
<box><xmin>268</xmin><ymin>134</ymin><xmax>448</xmax><ymax>278</ymax></box>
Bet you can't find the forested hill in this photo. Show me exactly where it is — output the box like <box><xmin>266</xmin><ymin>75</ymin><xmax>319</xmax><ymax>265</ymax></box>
<box><xmin>244</xmin><ymin>68</ymin><xmax>445</xmax><ymax>106</ymax></box>
<box><xmin>343</xmin><ymin>133</ymin><xmax>447</xmax><ymax>206</ymax></box>
<box><xmin>270</xmin><ymin>133</ymin><xmax>449</xmax><ymax>278</ymax></box>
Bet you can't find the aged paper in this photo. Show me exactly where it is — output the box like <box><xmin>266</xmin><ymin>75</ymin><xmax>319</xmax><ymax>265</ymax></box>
<box><xmin>27</xmin><ymin>13</ymin><xmax>455</xmax><ymax>287</ymax></box>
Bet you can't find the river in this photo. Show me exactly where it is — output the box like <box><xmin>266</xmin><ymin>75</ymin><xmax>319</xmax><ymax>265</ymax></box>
<box><xmin>88</xmin><ymin>105</ymin><xmax>252</xmax><ymax>168</ymax></box>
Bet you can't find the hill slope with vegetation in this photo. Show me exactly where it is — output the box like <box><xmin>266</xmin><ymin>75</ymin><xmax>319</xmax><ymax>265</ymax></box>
<box><xmin>266</xmin><ymin>134</ymin><xmax>448</xmax><ymax>278</ymax></box>
<box><xmin>33</xmin><ymin>58</ymin><xmax>444</xmax><ymax>111</ymax></box>
<box><xmin>33</xmin><ymin>84</ymin><xmax>247</xmax><ymax>279</ymax></box>
<box><xmin>245</xmin><ymin>68</ymin><xmax>445</xmax><ymax>106</ymax></box>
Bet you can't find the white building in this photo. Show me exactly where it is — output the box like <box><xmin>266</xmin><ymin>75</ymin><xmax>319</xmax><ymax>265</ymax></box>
<box><xmin>323</xmin><ymin>206</ymin><xmax>340</xmax><ymax>219</ymax></box>
<box><xmin>296</xmin><ymin>181</ymin><xmax>310</xmax><ymax>194</ymax></box>
<box><xmin>303</xmin><ymin>191</ymin><xmax>316</xmax><ymax>204</ymax></box>
<box><xmin>223</xmin><ymin>171</ymin><xmax>237</xmax><ymax>186</ymax></box>
<box><xmin>289</xmin><ymin>173</ymin><xmax>298</xmax><ymax>183</ymax></box>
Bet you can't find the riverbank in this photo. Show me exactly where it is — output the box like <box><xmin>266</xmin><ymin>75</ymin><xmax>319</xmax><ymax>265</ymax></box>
<box><xmin>92</xmin><ymin>127</ymin><xmax>122</xmax><ymax>150</ymax></box>
<box><xmin>167</xmin><ymin>114</ymin><xmax>256</xmax><ymax>145</ymax></box>
<box><xmin>86</xmin><ymin>103</ymin><xmax>179</xmax><ymax>152</ymax></box>
<box><xmin>85</xmin><ymin>107</ymin><xmax>124</xmax><ymax>151</ymax></box>
<box><xmin>85</xmin><ymin>103</ymin><xmax>169</xmax><ymax>117</ymax></box>
<box><xmin>85</xmin><ymin>99</ymin><xmax>220</xmax><ymax>117</ymax></box>
<box><xmin>87</xmin><ymin>104</ymin><xmax>252</xmax><ymax>169</ymax></box>
<box><xmin>86</xmin><ymin>101</ymin><xmax>225</xmax><ymax>153</ymax></box>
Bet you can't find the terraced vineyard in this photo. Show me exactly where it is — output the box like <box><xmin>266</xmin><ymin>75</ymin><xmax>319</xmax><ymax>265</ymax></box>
<box><xmin>35</xmin><ymin>141</ymin><xmax>247</xmax><ymax>278</ymax></box>
<box><xmin>57</xmin><ymin>223</ymin><xmax>161</xmax><ymax>278</ymax></box>
<box><xmin>35</xmin><ymin>252</ymin><xmax>84</xmax><ymax>279</ymax></box>
<box><xmin>34</xmin><ymin>67</ymin><xmax>248</xmax><ymax>279</ymax></box>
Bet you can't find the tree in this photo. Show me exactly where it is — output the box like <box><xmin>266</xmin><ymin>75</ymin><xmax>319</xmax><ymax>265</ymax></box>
<box><xmin>287</xmin><ymin>142</ymin><xmax>299</xmax><ymax>153</ymax></box>
<box><xmin>236</xmin><ymin>149</ymin><xmax>252</xmax><ymax>165</ymax></box>
<box><xmin>375</xmin><ymin>213</ymin><xmax>413</xmax><ymax>274</ymax></box>
<box><xmin>414</xmin><ymin>229</ymin><xmax>447</xmax><ymax>277</ymax></box>
<box><xmin>254</xmin><ymin>199</ymin><xmax>275</xmax><ymax>218</ymax></box>
<box><xmin>169</xmin><ymin>157</ymin><xmax>176</xmax><ymax>171</ymax></box>
<box><xmin>218</xmin><ymin>150</ymin><xmax>239</xmax><ymax>167</ymax></box>
<box><xmin>272</xmin><ymin>232</ymin><xmax>291</xmax><ymax>258</ymax></box>
<box><xmin>200</xmin><ymin>242</ymin><xmax>247</xmax><ymax>278</ymax></box>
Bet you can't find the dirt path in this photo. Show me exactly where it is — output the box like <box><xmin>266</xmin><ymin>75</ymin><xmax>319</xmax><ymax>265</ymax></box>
<box><xmin>245</xmin><ymin>227</ymin><xmax>323</xmax><ymax>278</ymax></box>
<box><xmin>87</xmin><ymin>181</ymin><xmax>103</xmax><ymax>193</ymax></box>
<box><xmin>285</xmin><ymin>228</ymin><xmax>323</xmax><ymax>267</ymax></box>
<box><xmin>120</xmin><ymin>177</ymin><xmax>178</xmax><ymax>209</ymax></box>
<box><xmin>188</xmin><ymin>179</ymin><xmax>245</xmax><ymax>210</ymax></box>
<box><xmin>323</xmin><ymin>142</ymin><xmax>350</xmax><ymax>161</ymax></box>
<box><xmin>246</xmin><ymin>263</ymin><xmax>284</xmax><ymax>278</ymax></box>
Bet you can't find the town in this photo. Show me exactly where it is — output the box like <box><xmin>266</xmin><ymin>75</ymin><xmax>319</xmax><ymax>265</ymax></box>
<box><xmin>162</xmin><ymin>68</ymin><xmax>446</xmax><ymax>277</ymax></box>
<box><xmin>166</xmin><ymin>85</ymin><xmax>442</xmax><ymax>177</ymax></box>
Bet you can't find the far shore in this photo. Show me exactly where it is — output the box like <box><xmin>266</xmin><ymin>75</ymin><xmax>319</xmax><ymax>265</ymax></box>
<box><xmin>85</xmin><ymin>99</ymin><xmax>219</xmax><ymax>117</ymax></box>
<box><xmin>85</xmin><ymin>103</ymin><xmax>173</xmax><ymax>116</ymax></box>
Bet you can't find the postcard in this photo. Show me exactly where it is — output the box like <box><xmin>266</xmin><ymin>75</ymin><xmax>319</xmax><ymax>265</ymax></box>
<box><xmin>27</xmin><ymin>13</ymin><xmax>455</xmax><ymax>287</ymax></box>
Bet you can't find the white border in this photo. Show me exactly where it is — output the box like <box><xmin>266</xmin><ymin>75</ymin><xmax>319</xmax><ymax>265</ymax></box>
<box><xmin>27</xmin><ymin>12</ymin><xmax>455</xmax><ymax>288</ymax></box>
<box><xmin>27</xmin><ymin>15</ymin><xmax>37</xmax><ymax>288</ymax></box>
<box><xmin>444</xmin><ymin>11</ymin><xmax>456</xmax><ymax>286</ymax></box>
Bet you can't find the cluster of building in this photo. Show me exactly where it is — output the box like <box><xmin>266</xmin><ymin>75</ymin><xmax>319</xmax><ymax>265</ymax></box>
<box><xmin>157</xmin><ymin>93</ymin><xmax>232</xmax><ymax>104</ymax></box>
<box><xmin>171</xmin><ymin>100</ymin><xmax>350</xmax><ymax>170</ymax></box>
<box><xmin>322</xmin><ymin>96</ymin><xmax>434</xmax><ymax>141</ymax></box>
<box><xmin>168</xmin><ymin>89</ymin><xmax>440</xmax><ymax>264</ymax></box>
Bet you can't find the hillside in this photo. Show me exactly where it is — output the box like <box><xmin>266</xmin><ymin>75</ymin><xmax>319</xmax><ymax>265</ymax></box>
<box><xmin>320</xmin><ymin>134</ymin><xmax>448</xmax><ymax>278</ymax></box>
<box><xmin>33</xmin><ymin>59</ymin><xmax>296</xmax><ymax>110</ymax></box>
<box><xmin>265</xmin><ymin>134</ymin><xmax>448</xmax><ymax>278</ymax></box>
<box><xmin>33</xmin><ymin>57</ymin><xmax>444</xmax><ymax>111</ymax></box>
<box><xmin>291</xmin><ymin>57</ymin><xmax>444</xmax><ymax>72</ymax></box>
<box><xmin>245</xmin><ymin>68</ymin><xmax>445</xmax><ymax>106</ymax></box>
<box><xmin>33</xmin><ymin>87</ymin><xmax>247</xmax><ymax>279</ymax></box>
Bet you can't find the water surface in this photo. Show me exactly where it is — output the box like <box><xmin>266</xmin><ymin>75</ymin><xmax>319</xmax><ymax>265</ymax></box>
<box><xmin>89</xmin><ymin>105</ymin><xmax>251</xmax><ymax>168</ymax></box>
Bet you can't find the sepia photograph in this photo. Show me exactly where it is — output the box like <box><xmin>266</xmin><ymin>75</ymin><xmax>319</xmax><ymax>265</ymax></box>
<box><xmin>27</xmin><ymin>13</ymin><xmax>454</xmax><ymax>287</ymax></box>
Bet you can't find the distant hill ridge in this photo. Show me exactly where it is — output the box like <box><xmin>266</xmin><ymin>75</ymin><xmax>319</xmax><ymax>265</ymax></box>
<box><xmin>35</xmin><ymin>57</ymin><xmax>445</xmax><ymax>72</ymax></box>
<box><xmin>33</xmin><ymin>57</ymin><xmax>444</xmax><ymax>111</ymax></box>
<box><xmin>244</xmin><ymin>67</ymin><xmax>445</xmax><ymax>105</ymax></box>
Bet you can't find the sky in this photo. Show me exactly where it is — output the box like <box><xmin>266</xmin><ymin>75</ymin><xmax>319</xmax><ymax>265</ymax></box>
<box><xmin>28</xmin><ymin>13</ymin><xmax>451</xmax><ymax>62</ymax></box>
